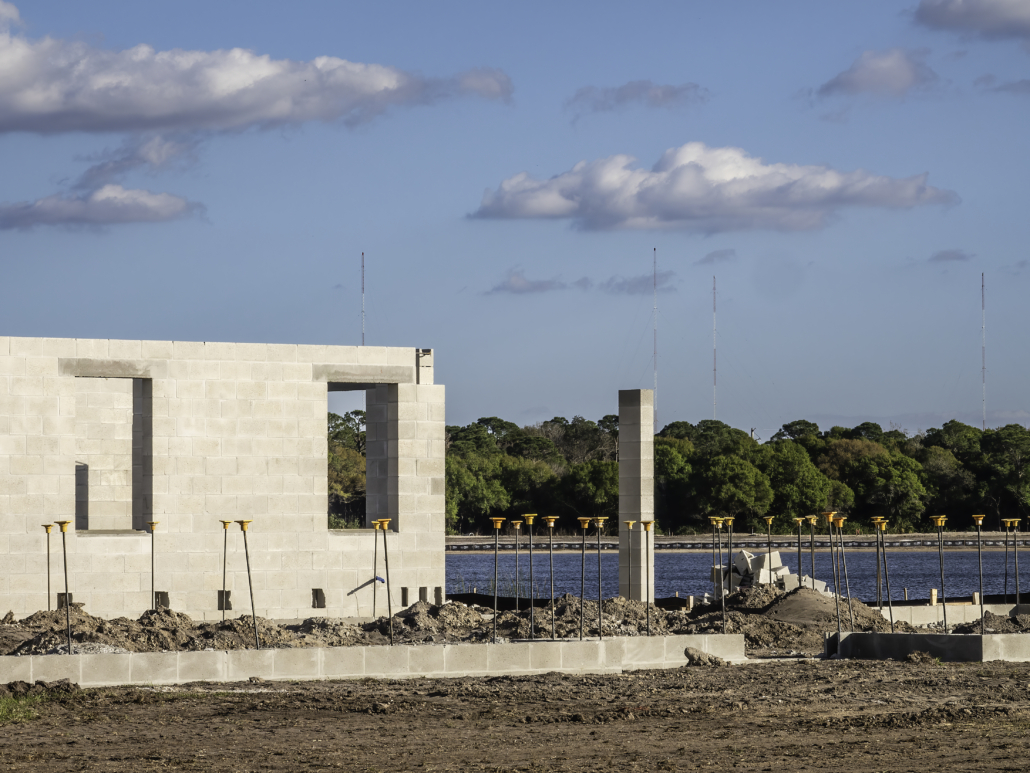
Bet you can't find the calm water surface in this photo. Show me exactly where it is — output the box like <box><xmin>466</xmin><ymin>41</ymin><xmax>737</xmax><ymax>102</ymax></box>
<box><xmin>447</xmin><ymin>550</ymin><xmax>1026</xmax><ymax>602</ymax></box>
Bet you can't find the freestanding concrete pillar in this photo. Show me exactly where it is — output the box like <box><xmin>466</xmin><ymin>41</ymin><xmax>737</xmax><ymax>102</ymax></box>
<box><xmin>618</xmin><ymin>389</ymin><xmax>654</xmax><ymax>602</ymax></box>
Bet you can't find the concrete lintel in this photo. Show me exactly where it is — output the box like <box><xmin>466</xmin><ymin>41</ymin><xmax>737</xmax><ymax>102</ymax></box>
<box><xmin>58</xmin><ymin>358</ymin><xmax>168</xmax><ymax>379</ymax></box>
<box><xmin>313</xmin><ymin>363</ymin><xmax>415</xmax><ymax>385</ymax></box>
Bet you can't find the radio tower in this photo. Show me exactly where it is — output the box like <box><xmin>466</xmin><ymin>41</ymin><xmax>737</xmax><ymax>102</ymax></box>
<box><xmin>982</xmin><ymin>272</ymin><xmax>986</xmax><ymax>431</ymax></box>
<box><xmin>713</xmin><ymin>276</ymin><xmax>717</xmax><ymax>420</ymax></box>
<box><xmin>361</xmin><ymin>252</ymin><xmax>365</xmax><ymax>347</ymax></box>
<box><xmin>653</xmin><ymin>248</ymin><xmax>658</xmax><ymax>430</ymax></box>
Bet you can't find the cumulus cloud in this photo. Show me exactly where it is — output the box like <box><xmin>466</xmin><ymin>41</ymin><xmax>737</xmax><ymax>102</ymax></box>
<box><xmin>72</xmin><ymin>135</ymin><xmax>199</xmax><ymax>190</ymax></box>
<box><xmin>600</xmin><ymin>271</ymin><xmax>677</xmax><ymax>295</ymax></box>
<box><xmin>486</xmin><ymin>271</ymin><xmax>568</xmax><ymax>295</ymax></box>
<box><xmin>0</xmin><ymin>1</ymin><xmax>20</xmax><ymax>29</ymax></box>
<box><xmin>472</xmin><ymin>142</ymin><xmax>957</xmax><ymax>233</ymax></box>
<box><xmin>929</xmin><ymin>248</ymin><xmax>975</xmax><ymax>261</ymax></box>
<box><xmin>817</xmin><ymin>49</ymin><xmax>938</xmax><ymax>98</ymax></box>
<box><xmin>915</xmin><ymin>0</ymin><xmax>1030</xmax><ymax>40</ymax></box>
<box><xmin>0</xmin><ymin>15</ymin><xmax>512</xmax><ymax>134</ymax></box>
<box><xmin>565</xmin><ymin>80</ymin><xmax>707</xmax><ymax>120</ymax></box>
<box><xmin>0</xmin><ymin>185</ymin><xmax>202</xmax><ymax>230</ymax></box>
<box><xmin>695</xmin><ymin>248</ymin><xmax>737</xmax><ymax>265</ymax></box>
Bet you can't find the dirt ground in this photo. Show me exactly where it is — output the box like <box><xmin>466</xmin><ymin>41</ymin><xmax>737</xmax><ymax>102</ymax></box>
<box><xmin>0</xmin><ymin>587</ymin><xmax>923</xmax><ymax>658</ymax></box>
<box><xmin>3</xmin><ymin>658</ymin><xmax>1030</xmax><ymax>772</ymax></box>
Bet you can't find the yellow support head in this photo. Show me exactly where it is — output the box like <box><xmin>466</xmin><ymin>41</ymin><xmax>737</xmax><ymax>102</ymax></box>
<box><xmin>147</xmin><ymin>521</ymin><xmax>160</xmax><ymax>532</ymax></box>
<box><xmin>41</xmin><ymin>524</ymin><xmax>53</xmax><ymax>533</ymax></box>
<box><xmin>806</xmin><ymin>515</ymin><xmax>819</xmax><ymax>525</ymax></box>
<box><xmin>511</xmin><ymin>520</ymin><xmax>523</xmax><ymax>530</ymax></box>
<box><xmin>490</xmin><ymin>517</ymin><xmax>506</xmax><ymax>530</ymax></box>
<box><xmin>593</xmin><ymin>516</ymin><xmax>608</xmax><ymax>528</ymax></box>
<box><xmin>235</xmin><ymin>519</ymin><xmax>253</xmax><ymax>531</ymax></box>
<box><xmin>623</xmin><ymin>520</ymin><xmax>637</xmax><ymax>531</ymax></box>
<box><xmin>577</xmin><ymin>517</ymin><xmax>592</xmax><ymax>530</ymax></box>
<box><xmin>54</xmin><ymin>520</ymin><xmax>71</xmax><ymax>533</ymax></box>
<box><xmin>764</xmin><ymin>516</ymin><xmax>774</xmax><ymax>527</ymax></box>
<box><xmin>822</xmin><ymin>511</ymin><xmax>837</xmax><ymax>523</ymax></box>
<box><xmin>641</xmin><ymin>520</ymin><xmax>654</xmax><ymax>532</ymax></box>
<box><xmin>723</xmin><ymin>516</ymin><xmax>735</xmax><ymax>528</ymax></box>
<box><xmin>378</xmin><ymin>518</ymin><xmax>392</xmax><ymax>530</ymax></box>
<box><xmin>930</xmin><ymin>515</ymin><xmax>947</xmax><ymax>527</ymax></box>
<box><xmin>972</xmin><ymin>514</ymin><xmax>985</xmax><ymax>527</ymax></box>
<box><xmin>219</xmin><ymin>520</ymin><xmax>233</xmax><ymax>530</ymax></box>
<box><xmin>543</xmin><ymin>516</ymin><xmax>558</xmax><ymax>528</ymax></box>
<box><xmin>523</xmin><ymin>514</ymin><xmax>537</xmax><ymax>526</ymax></box>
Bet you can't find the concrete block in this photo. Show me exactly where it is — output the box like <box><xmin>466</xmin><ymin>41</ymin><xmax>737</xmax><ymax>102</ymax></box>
<box><xmin>559</xmin><ymin>640</ymin><xmax>603</xmax><ymax>671</ymax></box>
<box><xmin>30</xmin><ymin>653</ymin><xmax>81</xmax><ymax>683</ymax></box>
<box><xmin>623</xmin><ymin>636</ymin><xmax>665</xmax><ymax>667</ymax></box>
<box><xmin>528</xmin><ymin>641</ymin><xmax>564</xmax><ymax>672</ymax></box>
<box><xmin>322</xmin><ymin>646</ymin><xmax>365</xmax><ymax>678</ymax></box>
<box><xmin>178</xmin><ymin>650</ymin><xmax>226</xmax><ymax>682</ymax></box>
<box><xmin>131</xmin><ymin>652</ymin><xmax>180</xmax><ymax>685</ymax></box>
<box><xmin>226</xmin><ymin>647</ymin><xmax>276</xmax><ymax>682</ymax></box>
<box><xmin>486</xmin><ymin>642</ymin><xmax>531</xmax><ymax>673</ymax></box>
<box><xmin>0</xmin><ymin>654</ymin><xmax>33</xmax><ymax>682</ymax></box>
<box><xmin>80</xmin><ymin>653</ymin><xmax>133</xmax><ymax>686</ymax></box>
<box><xmin>601</xmin><ymin>638</ymin><xmax>627</xmax><ymax>668</ymax></box>
<box><xmin>408</xmin><ymin>645</ymin><xmax>446</xmax><ymax>676</ymax></box>
<box><xmin>445</xmin><ymin>643</ymin><xmax>489</xmax><ymax>675</ymax></box>
<box><xmin>273</xmin><ymin>647</ymin><xmax>321</xmax><ymax>679</ymax></box>
<box><xmin>364</xmin><ymin>645</ymin><xmax>409</xmax><ymax>676</ymax></box>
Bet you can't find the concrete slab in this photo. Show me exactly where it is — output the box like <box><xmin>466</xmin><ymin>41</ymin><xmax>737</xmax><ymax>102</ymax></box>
<box><xmin>80</xmin><ymin>653</ymin><xmax>132</xmax><ymax>686</ymax></box>
<box><xmin>130</xmin><ymin>652</ymin><xmax>179</xmax><ymax>685</ymax></box>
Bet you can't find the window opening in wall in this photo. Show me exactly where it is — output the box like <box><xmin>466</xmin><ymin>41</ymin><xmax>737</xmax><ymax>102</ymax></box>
<box><xmin>327</xmin><ymin>387</ymin><xmax>366</xmax><ymax>529</ymax></box>
<box><xmin>132</xmin><ymin>378</ymin><xmax>153</xmax><ymax>531</ymax></box>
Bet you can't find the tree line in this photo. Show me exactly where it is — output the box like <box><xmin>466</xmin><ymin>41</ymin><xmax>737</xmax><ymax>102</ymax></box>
<box><xmin>328</xmin><ymin>410</ymin><xmax>1030</xmax><ymax>534</ymax></box>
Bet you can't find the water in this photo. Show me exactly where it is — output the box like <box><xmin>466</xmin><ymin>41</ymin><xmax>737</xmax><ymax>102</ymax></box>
<box><xmin>447</xmin><ymin>550</ymin><xmax>1026</xmax><ymax>602</ymax></box>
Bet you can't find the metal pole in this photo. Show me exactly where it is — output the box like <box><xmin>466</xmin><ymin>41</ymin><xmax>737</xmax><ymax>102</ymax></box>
<box><xmin>525</xmin><ymin>514</ymin><xmax>537</xmax><ymax>639</ymax></box>
<box><xmin>1004</xmin><ymin>519</ymin><xmax>1011</xmax><ymax>605</ymax></box>
<box><xmin>726</xmin><ymin>517</ymin><xmax>734</xmax><ymax>595</ymax></box>
<box><xmin>1015</xmin><ymin>519</ymin><xmax>1022</xmax><ymax>607</ymax></box>
<box><xmin>807</xmin><ymin>515</ymin><xmax>817</xmax><ymax>586</ymax></box>
<box><xmin>220</xmin><ymin>520</ymin><xmax>231</xmax><ymax>622</ymax></box>
<box><xmin>823</xmin><ymin>512</ymin><xmax>841</xmax><ymax>639</ymax></box>
<box><xmin>381</xmin><ymin>518</ymin><xmax>394</xmax><ymax>645</ymax></box>
<box><xmin>716</xmin><ymin>519</ymin><xmax>726</xmax><ymax>631</ymax></box>
<box><xmin>595</xmin><ymin>517</ymin><xmax>607</xmax><ymax>639</ymax></box>
<box><xmin>512</xmin><ymin>520</ymin><xmax>523</xmax><ymax>613</ymax></box>
<box><xmin>932</xmin><ymin>516</ymin><xmax>948</xmax><ymax>630</ymax></box>
<box><xmin>836</xmin><ymin>517</ymin><xmax>855</xmax><ymax>631</ymax></box>
<box><xmin>764</xmin><ymin>516</ymin><xmax>773</xmax><ymax>587</ymax></box>
<box><xmin>236</xmin><ymin>520</ymin><xmax>260</xmax><ymax>649</ymax></box>
<box><xmin>623</xmin><ymin>520</ymin><xmax>636</xmax><ymax>601</ymax></box>
<box><xmin>148</xmin><ymin>521</ymin><xmax>159</xmax><ymax>610</ymax></box>
<box><xmin>579</xmin><ymin>518</ymin><xmax>590</xmax><ymax>640</ymax></box>
<box><xmin>42</xmin><ymin>525</ymin><xmax>53</xmax><ymax>612</ymax></box>
<box><xmin>879</xmin><ymin>521</ymin><xmax>895</xmax><ymax>633</ymax></box>
<box><xmin>874</xmin><ymin>519</ymin><xmax>883</xmax><ymax>608</ymax></box>
<box><xmin>642</xmin><ymin>521</ymin><xmax>653</xmax><ymax>636</ymax></box>
<box><xmin>55</xmin><ymin>521</ymin><xmax>72</xmax><ymax>655</ymax></box>
<box><xmin>794</xmin><ymin>518</ymin><xmax>803</xmax><ymax>588</ymax></box>
<box><xmin>974</xmin><ymin>515</ymin><xmax>985</xmax><ymax>635</ymax></box>
<box><xmin>545</xmin><ymin>517</ymin><xmax>557</xmax><ymax>640</ymax></box>
<box><xmin>490</xmin><ymin>518</ymin><xmax>504</xmax><ymax>643</ymax></box>
<box><xmin>372</xmin><ymin>520</ymin><xmax>380</xmax><ymax>619</ymax></box>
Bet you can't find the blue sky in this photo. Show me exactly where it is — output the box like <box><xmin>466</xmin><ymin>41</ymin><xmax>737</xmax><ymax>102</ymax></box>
<box><xmin>2</xmin><ymin>1</ymin><xmax>1029</xmax><ymax>438</ymax></box>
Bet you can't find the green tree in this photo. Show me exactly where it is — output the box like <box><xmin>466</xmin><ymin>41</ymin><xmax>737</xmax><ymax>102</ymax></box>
<box><xmin>328</xmin><ymin>410</ymin><xmax>366</xmax><ymax>453</ymax></box>
<box><xmin>654</xmin><ymin>437</ymin><xmax>693</xmax><ymax>532</ymax></box>
<box><xmin>445</xmin><ymin>454</ymin><xmax>509</xmax><ymax>534</ymax></box>
<box><xmin>555</xmin><ymin>459</ymin><xmax>620</xmax><ymax>521</ymax></box>
<box><xmin>761</xmin><ymin>441</ymin><xmax>832</xmax><ymax>524</ymax></box>
<box><xmin>696</xmin><ymin>455</ymin><xmax>773</xmax><ymax>529</ymax></box>
<box><xmin>982</xmin><ymin>424</ymin><xmax>1030</xmax><ymax>526</ymax></box>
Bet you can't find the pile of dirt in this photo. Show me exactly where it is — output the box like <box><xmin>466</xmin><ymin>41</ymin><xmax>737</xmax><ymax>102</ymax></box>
<box><xmin>952</xmin><ymin>611</ymin><xmax>1030</xmax><ymax>634</ymax></box>
<box><xmin>0</xmin><ymin>586</ymin><xmax>922</xmax><ymax>657</ymax></box>
<box><xmin>0</xmin><ymin>679</ymin><xmax>78</xmax><ymax>698</ymax></box>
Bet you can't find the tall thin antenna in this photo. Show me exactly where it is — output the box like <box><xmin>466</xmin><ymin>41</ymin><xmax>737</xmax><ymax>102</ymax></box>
<box><xmin>361</xmin><ymin>252</ymin><xmax>365</xmax><ymax>347</ymax></box>
<box><xmin>713</xmin><ymin>275</ymin><xmax>717</xmax><ymax>421</ymax></box>
<box><xmin>982</xmin><ymin>272</ymin><xmax>986</xmax><ymax>431</ymax></box>
<box><xmin>653</xmin><ymin>247</ymin><xmax>658</xmax><ymax>430</ymax></box>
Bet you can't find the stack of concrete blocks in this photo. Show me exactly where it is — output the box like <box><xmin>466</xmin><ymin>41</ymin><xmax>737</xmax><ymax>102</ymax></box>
<box><xmin>618</xmin><ymin>389</ymin><xmax>654</xmax><ymax>603</ymax></box>
<box><xmin>0</xmin><ymin>336</ymin><xmax>444</xmax><ymax>621</ymax></box>
<box><xmin>729</xmin><ymin>550</ymin><xmax>827</xmax><ymax>593</ymax></box>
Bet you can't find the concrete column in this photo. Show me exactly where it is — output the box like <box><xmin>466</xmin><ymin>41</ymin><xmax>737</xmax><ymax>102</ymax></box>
<box><xmin>618</xmin><ymin>389</ymin><xmax>654</xmax><ymax>602</ymax></box>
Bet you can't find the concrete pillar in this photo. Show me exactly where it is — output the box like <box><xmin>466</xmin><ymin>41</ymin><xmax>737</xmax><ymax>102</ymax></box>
<box><xmin>618</xmin><ymin>389</ymin><xmax>654</xmax><ymax>602</ymax></box>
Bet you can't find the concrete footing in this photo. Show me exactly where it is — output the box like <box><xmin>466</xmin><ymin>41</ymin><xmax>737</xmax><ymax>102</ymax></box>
<box><xmin>0</xmin><ymin>634</ymin><xmax>745</xmax><ymax>687</ymax></box>
<box><xmin>827</xmin><ymin>631</ymin><xmax>1030</xmax><ymax>662</ymax></box>
<box><xmin>871</xmin><ymin>602</ymin><xmax>1030</xmax><ymax>627</ymax></box>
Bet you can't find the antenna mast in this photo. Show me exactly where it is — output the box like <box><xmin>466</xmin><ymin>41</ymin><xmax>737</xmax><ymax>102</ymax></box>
<box><xmin>713</xmin><ymin>275</ymin><xmax>717</xmax><ymax>420</ymax></box>
<box><xmin>982</xmin><ymin>272</ymin><xmax>986</xmax><ymax>431</ymax></box>
<box><xmin>653</xmin><ymin>247</ymin><xmax>658</xmax><ymax>430</ymax></box>
<box><xmin>361</xmin><ymin>252</ymin><xmax>365</xmax><ymax>347</ymax></box>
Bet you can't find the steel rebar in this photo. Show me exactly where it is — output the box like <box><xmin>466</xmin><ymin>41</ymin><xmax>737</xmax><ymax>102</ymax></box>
<box><xmin>825</xmin><ymin>513</ymin><xmax>842</xmax><ymax>640</ymax></box>
<box><xmin>526</xmin><ymin>515</ymin><xmax>536</xmax><ymax>639</ymax></box>
<box><xmin>808</xmin><ymin>517</ymin><xmax>817</xmax><ymax>587</ymax></box>
<box><xmin>545</xmin><ymin>517</ymin><xmax>557</xmax><ymax>640</ymax></box>
<box><xmin>513</xmin><ymin>521</ymin><xmax>522</xmax><ymax>613</ymax></box>
<box><xmin>381</xmin><ymin>518</ymin><xmax>395</xmax><ymax>645</ymax></box>
<box><xmin>975</xmin><ymin>516</ymin><xmax>985</xmax><ymax>635</ymax></box>
<box><xmin>595</xmin><ymin>518</ymin><xmax>605</xmax><ymax>639</ymax></box>
<box><xmin>220</xmin><ymin>520</ymin><xmax>231</xmax><ymax>622</ymax></box>
<box><xmin>148</xmin><ymin>521</ymin><xmax>159</xmax><ymax>611</ymax></box>
<box><xmin>643</xmin><ymin>521</ymin><xmax>653</xmax><ymax>636</ymax></box>
<box><xmin>42</xmin><ymin>524</ymin><xmax>53</xmax><ymax>612</ymax></box>
<box><xmin>237</xmin><ymin>520</ymin><xmax>260</xmax><ymax>649</ymax></box>
<box><xmin>716</xmin><ymin>520</ymin><xmax>726</xmax><ymax>631</ymax></box>
<box><xmin>933</xmin><ymin>517</ymin><xmax>948</xmax><ymax>630</ymax></box>
<box><xmin>492</xmin><ymin>520</ymin><xmax>501</xmax><ymax>643</ymax></box>
<box><xmin>579</xmin><ymin>518</ymin><xmax>590</xmax><ymax>640</ymax></box>
<box><xmin>726</xmin><ymin>517</ymin><xmax>734</xmax><ymax>595</ymax></box>
<box><xmin>1016</xmin><ymin>519</ymin><xmax>1022</xmax><ymax>607</ymax></box>
<box><xmin>1005</xmin><ymin>520</ymin><xmax>1011</xmax><ymax>605</ymax></box>
<box><xmin>880</xmin><ymin>522</ymin><xmax>895</xmax><ymax>633</ymax></box>
<box><xmin>372</xmin><ymin>520</ymin><xmax>380</xmax><ymax>619</ymax></box>
<box><xmin>795</xmin><ymin>519</ymin><xmax>803</xmax><ymax>589</ymax></box>
<box><xmin>624</xmin><ymin>521</ymin><xmax>636</xmax><ymax>602</ymax></box>
<box><xmin>55</xmin><ymin>521</ymin><xmax>72</xmax><ymax>655</ymax></box>
<box><xmin>836</xmin><ymin>519</ymin><xmax>855</xmax><ymax>631</ymax></box>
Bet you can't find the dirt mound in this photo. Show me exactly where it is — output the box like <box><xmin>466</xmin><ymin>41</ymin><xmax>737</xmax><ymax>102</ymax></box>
<box><xmin>953</xmin><ymin>611</ymin><xmax>1030</xmax><ymax>635</ymax></box>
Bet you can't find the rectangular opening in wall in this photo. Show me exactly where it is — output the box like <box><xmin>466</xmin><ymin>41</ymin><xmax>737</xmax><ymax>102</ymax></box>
<box><xmin>75</xmin><ymin>462</ymin><xmax>89</xmax><ymax>530</ymax></box>
<box><xmin>132</xmin><ymin>378</ymin><xmax>153</xmax><ymax>531</ymax></box>
<box><xmin>326</xmin><ymin>387</ymin><xmax>366</xmax><ymax>529</ymax></box>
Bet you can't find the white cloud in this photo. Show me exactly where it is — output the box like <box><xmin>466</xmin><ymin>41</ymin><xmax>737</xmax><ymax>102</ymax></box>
<box><xmin>0</xmin><ymin>8</ymin><xmax>512</xmax><ymax>134</ymax></box>
<box><xmin>486</xmin><ymin>271</ymin><xmax>568</xmax><ymax>295</ymax></box>
<box><xmin>565</xmin><ymin>80</ymin><xmax>707</xmax><ymax>120</ymax></box>
<box><xmin>0</xmin><ymin>184</ymin><xmax>201</xmax><ymax>229</ymax></box>
<box><xmin>600</xmin><ymin>271</ymin><xmax>676</xmax><ymax>295</ymax></box>
<box><xmin>72</xmin><ymin>135</ymin><xmax>198</xmax><ymax>190</ymax></box>
<box><xmin>0</xmin><ymin>1</ymin><xmax>20</xmax><ymax>29</ymax></box>
<box><xmin>915</xmin><ymin>0</ymin><xmax>1030</xmax><ymax>40</ymax></box>
<box><xmin>472</xmin><ymin>142</ymin><xmax>958</xmax><ymax>232</ymax></box>
<box><xmin>695</xmin><ymin>248</ymin><xmax>737</xmax><ymax>265</ymax></box>
<box><xmin>929</xmin><ymin>248</ymin><xmax>975</xmax><ymax>261</ymax></box>
<box><xmin>818</xmin><ymin>49</ymin><xmax>938</xmax><ymax>98</ymax></box>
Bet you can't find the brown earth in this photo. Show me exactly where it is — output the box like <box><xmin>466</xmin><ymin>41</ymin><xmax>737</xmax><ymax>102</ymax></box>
<box><xmin>0</xmin><ymin>587</ymin><xmax>982</xmax><ymax>659</ymax></box>
<box><xmin>3</xmin><ymin>659</ymin><xmax>1030</xmax><ymax>771</ymax></box>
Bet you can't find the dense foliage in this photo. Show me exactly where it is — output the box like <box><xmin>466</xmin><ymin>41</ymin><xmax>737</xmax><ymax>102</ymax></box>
<box><xmin>328</xmin><ymin>410</ymin><xmax>1030</xmax><ymax>534</ymax></box>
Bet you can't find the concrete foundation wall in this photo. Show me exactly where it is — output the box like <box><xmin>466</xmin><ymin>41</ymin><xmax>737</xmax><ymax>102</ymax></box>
<box><xmin>0</xmin><ymin>337</ymin><xmax>444</xmax><ymax>621</ymax></box>
<box><xmin>872</xmin><ymin>603</ymin><xmax>1030</xmax><ymax>627</ymax></box>
<box><xmin>833</xmin><ymin>631</ymin><xmax>1030</xmax><ymax>662</ymax></box>
<box><xmin>618</xmin><ymin>390</ymin><xmax>654</xmax><ymax>602</ymax></box>
<box><xmin>0</xmin><ymin>634</ymin><xmax>745</xmax><ymax>687</ymax></box>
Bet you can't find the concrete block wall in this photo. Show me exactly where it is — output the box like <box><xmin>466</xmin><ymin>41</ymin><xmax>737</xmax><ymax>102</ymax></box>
<box><xmin>0</xmin><ymin>336</ymin><xmax>444</xmax><ymax>621</ymax></box>
<box><xmin>618</xmin><ymin>389</ymin><xmax>654</xmax><ymax>602</ymax></box>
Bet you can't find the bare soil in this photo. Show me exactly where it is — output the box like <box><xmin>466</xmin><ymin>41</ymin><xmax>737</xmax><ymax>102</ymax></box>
<box><xmin>4</xmin><ymin>659</ymin><xmax>1030</xmax><ymax>771</ymax></box>
<box><xmin>2</xmin><ymin>587</ymin><xmax>922</xmax><ymax>658</ymax></box>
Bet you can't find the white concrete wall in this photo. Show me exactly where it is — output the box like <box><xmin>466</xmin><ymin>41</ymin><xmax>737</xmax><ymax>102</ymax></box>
<box><xmin>618</xmin><ymin>390</ymin><xmax>654</xmax><ymax>602</ymax></box>
<box><xmin>0</xmin><ymin>337</ymin><xmax>444</xmax><ymax>621</ymax></box>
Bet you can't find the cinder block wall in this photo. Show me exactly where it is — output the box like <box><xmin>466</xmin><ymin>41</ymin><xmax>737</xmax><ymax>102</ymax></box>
<box><xmin>618</xmin><ymin>389</ymin><xmax>654</xmax><ymax>602</ymax></box>
<box><xmin>0</xmin><ymin>337</ymin><xmax>445</xmax><ymax>621</ymax></box>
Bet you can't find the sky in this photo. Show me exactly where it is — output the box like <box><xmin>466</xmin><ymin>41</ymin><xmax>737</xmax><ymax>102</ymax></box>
<box><xmin>2</xmin><ymin>0</ymin><xmax>1029</xmax><ymax>439</ymax></box>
